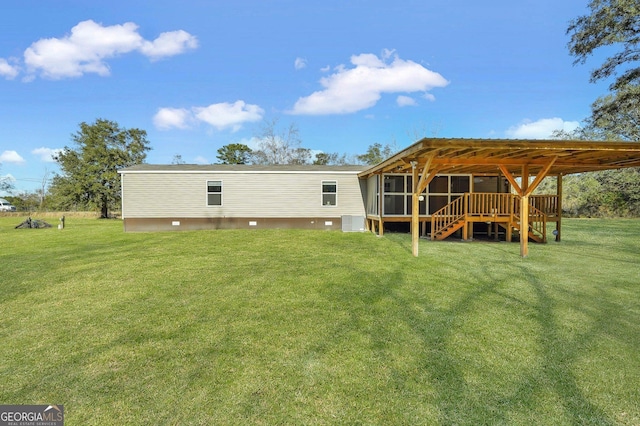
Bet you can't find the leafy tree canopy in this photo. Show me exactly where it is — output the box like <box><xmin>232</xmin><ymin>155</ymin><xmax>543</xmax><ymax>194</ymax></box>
<box><xmin>567</xmin><ymin>0</ymin><xmax>640</xmax><ymax>140</ymax></box>
<box><xmin>356</xmin><ymin>142</ymin><xmax>396</xmax><ymax>165</ymax></box>
<box><xmin>216</xmin><ymin>143</ymin><xmax>253</xmax><ymax>164</ymax></box>
<box><xmin>52</xmin><ymin>118</ymin><xmax>151</xmax><ymax>217</ymax></box>
<box><xmin>312</xmin><ymin>152</ymin><xmax>353</xmax><ymax>165</ymax></box>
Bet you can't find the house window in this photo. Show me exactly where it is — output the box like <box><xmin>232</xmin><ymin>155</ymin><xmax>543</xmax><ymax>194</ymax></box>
<box><xmin>322</xmin><ymin>181</ymin><xmax>337</xmax><ymax>206</ymax></box>
<box><xmin>207</xmin><ymin>180</ymin><xmax>222</xmax><ymax>206</ymax></box>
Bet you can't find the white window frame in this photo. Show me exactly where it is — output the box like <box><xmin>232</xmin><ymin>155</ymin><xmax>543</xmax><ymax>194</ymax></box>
<box><xmin>206</xmin><ymin>180</ymin><xmax>223</xmax><ymax>207</ymax></box>
<box><xmin>321</xmin><ymin>180</ymin><xmax>337</xmax><ymax>207</ymax></box>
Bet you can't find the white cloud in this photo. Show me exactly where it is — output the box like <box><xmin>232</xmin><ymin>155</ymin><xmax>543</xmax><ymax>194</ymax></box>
<box><xmin>154</xmin><ymin>101</ymin><xmax>264</xmax><ymax>132</ymax></box>
<box><xmin>289</xmin><ymin>51</ymin><xmax>448</xmax><ymax>115</ymax></box>
<box><xmin>193</xmin><ymin>101</ymin><xmax>265</xmax><ymax>132</ymax></box>
<box><xmin>31</xmin><ymin>147</ymin><xmax>62</xmax><ymax>162</ymax></box>
<box><xmin>153</xmin><ymin>108</ymin><xmax>192</xmax><ymax>130</ymax></box>
<box><xmin>193</xmin><ymin>156</ymin><xmax>209</xmax><ymax>165</ymax></box>
<box><xmin>0</xmin><ymin>58</ymin><xmax>19</xmax><ymax>79</ymax></box>
<box><xmin>231</xmin><ymin>137</ymin><xmax>262</xmax><ymax>150</ymax></box>
<box><xmin>506</xmin><ymin>118</ymin><xmax>580</xmax><ymax>139</ymax></box>
<box><xmin>140</xmin><ymin>30</ymin><xmax>199</xmax><ymax>61</ymax></box>
<box><xmin>396</xmin><ymin>95</ymin><xmax>417</xmax><ymax>107</ymax></box>
<box><xmin>294</xmin><ymin>57</ymin><xmax>307</xmax><ymax>70</ymax></box>
<box><xmin>22</xmin><ymin>20</ymin><xmax>197</xmax><ymax>79</ymax></box>
<box><xmin>0</xmin><ymin>150</ymin><xmax>26</xmax><ymax>164</ymax></box>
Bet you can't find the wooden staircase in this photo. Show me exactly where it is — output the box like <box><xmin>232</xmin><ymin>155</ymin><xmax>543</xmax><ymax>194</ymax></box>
<box><xmin>507</xmin><ymin>204</ymin><xmax>547</xmax><ymax>243</ymax></box>
<box><xmin>431</xmin><ymin>193</ymin><xmax>548</xmax><ymax>242</ymax></box>
<box><xmin>430</xmin><ymin>195</ymin><xmax>467</xmax><ymax>240</ymax></box>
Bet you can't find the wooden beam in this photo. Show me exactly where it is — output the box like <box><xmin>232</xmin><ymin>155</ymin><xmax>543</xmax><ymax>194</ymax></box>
<box><xmin>522</xmin><ymin>165</ymin><xmax>529</xmax><ymax>193</ymax></box>
<box><xmin>416</xmin><ymin>155</ymin><xmax>435</xmax><ymax>193</ymax></box>
<box><xmin>524</xmin><ymin>157</ymin><xmax>558</xmax><ymax>196</ymax></box>
<box><xmin>499</xmin><ymin>165</ymin><xmax>522</xmax><ymax>195</ymax></box>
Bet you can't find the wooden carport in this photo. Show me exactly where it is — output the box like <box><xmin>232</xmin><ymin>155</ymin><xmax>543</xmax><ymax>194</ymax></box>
<box><xmin>358</xmin><ymin>138</ymin><xmax>640</xmax><ymax>257</ymax></box>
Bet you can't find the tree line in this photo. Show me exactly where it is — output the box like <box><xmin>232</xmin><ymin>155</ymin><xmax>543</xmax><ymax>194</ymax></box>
<box><xmin>210</xmin><ymin>119</ymin><xmax>395</xmax><ymax>166</ymax></box>
<box><xmin>1</xmin><ymin>118</ymin><xmax>396</xmax><ymax>216</ymax></box>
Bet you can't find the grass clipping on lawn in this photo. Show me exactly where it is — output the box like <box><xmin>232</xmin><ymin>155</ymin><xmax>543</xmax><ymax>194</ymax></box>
<box><xmin>0</xmin><ymin>218</ymin><xmax>639</xmax><ymax>425</ymax></box>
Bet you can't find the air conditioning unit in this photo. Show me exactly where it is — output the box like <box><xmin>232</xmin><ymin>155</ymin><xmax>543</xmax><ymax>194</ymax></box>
<box><xmin>341</xmin><ymin>215</ymin><xmax>365</xmax><ymax>232</ymax></box>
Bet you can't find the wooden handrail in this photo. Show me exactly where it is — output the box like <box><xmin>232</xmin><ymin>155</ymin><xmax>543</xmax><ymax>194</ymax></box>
<box><xmin>431</xmin><ymin>193</ymin><xmax>552</xmax><ymax>241</ymax></box>
<box><xmin>467</xmin><ymin>193</ymin><xmax>517</xmax><ymax>216</ymax></box>
<box><xmin>520</xmin><ymin>204</ymin><xmax>547</xmax><ymax>241</ymax></box>
<box><xmin>431</xmin><ymin>195</ymin><xmax>466</xmax><ymax>239</ymax></box>
<box><xmin>530</xmin><ymin>195</ymin><xmax>559</xmax><ymax>216</ymax></box>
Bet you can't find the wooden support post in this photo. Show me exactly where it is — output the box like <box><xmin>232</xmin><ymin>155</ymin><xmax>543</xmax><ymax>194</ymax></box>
<box><xmin>412</xmin><ymin>162</ymin><xmax>420</xmax><ymax>257</ymax></box>
<box><xmin>556</xmin><ymin>173</ymin><xmax>562</xmax><ymax>242</ymax></box>
<box><xmin>521</xmin><ymin>195</ymin><xmax>529</xmax><ymax>257</ymax></box>
<box><xmin>410</xmin><ymin>156</ymin><xmax>437</xmax><ymax>257</ymax></box>
<box><xmin>520</xmin><ymin>165</ymin><xmax>530</xmax><ymax>257</ymax></box>
<box><xmin>463</xmin><ymin>193</ymin><xmax>471</xmax><ymax>240</ymax></box>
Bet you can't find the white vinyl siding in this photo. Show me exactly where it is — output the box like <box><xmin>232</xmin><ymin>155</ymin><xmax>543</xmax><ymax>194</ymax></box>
<box><xmin>121</xmin><ymin>171</ymin><xmax>365</xmax><ymax>218</ymax></box>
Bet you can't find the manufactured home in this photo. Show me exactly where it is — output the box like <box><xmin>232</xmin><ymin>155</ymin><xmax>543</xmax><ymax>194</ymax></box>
<box><xmin>119</xmin><ymin>163</ymin><xmax>535</xmax><ymax>237</ymax></box>
<box><xmin>118</xmin><ymin>164</ymin><xmax>368</xmax><ymax>232</ymax></box>
<box><xmin>119</xmin><ymin>138</ymin><xmax>640</xmax><ymax>257</ymax></box>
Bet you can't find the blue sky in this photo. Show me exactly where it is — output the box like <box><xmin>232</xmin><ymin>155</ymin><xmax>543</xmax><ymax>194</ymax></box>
<box><xmin>1</xmin><ymin>0</ymin><xmax>610</xmax><ymax>194</ymax></box>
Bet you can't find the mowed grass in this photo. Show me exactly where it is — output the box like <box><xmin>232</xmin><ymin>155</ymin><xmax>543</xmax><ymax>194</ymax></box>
<box><xmin>1</xmin><ymin>217</ymin><xmax>639</xmax><ymax>425</ymax></box>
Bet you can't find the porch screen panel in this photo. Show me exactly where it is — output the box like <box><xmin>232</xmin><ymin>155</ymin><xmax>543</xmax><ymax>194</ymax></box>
<box><xmin>383</xmin><ymin>175</ymin><xmax>406</xmax><ymax>215</ymax></box>
<box><xmin>429</xmin><ymin>195</ymin><xmax>448</xmax><ymax>214</ymax></box>
<box><xmin>384</xmin><ymin>195</ymin><xmax>405</xmax><ymax>215</ymax></box>
<box><xmin>451</xmin><ymin>176</ymin><xmax>470</xmax><ymax>193</ymax></box>
<box><xmin>366</xmin><ymin>175</ymin><xmax>379</xmax><ymax>215</ymax></box>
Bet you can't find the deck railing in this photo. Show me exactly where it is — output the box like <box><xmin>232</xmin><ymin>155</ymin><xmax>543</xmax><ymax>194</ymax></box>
<box><xmin>431</xmin><ymin>195</ymin><xmax>465</xmax><ymax>237</ymax></box>
<box><xmin>431</xmin><ymin>193</ymin><xmax>554</xmax><ymax>241</ymax></box>
<box><xmin>530</xmin><ymin>195</ymin><xmax>559</xmax><ymax>217</ymax></box>
<box><xmin>467</xmin><ymin>193</ymin><xmax>517</xmax><ymax>216</ymax></box>
<box><xmin>528</xmin><ymin>205</ymin><xmax>547</xmax><ymax>241</ymax></box>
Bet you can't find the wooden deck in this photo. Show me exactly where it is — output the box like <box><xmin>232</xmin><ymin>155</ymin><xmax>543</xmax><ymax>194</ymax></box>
<box><xmin>367</xmin><ymin>193</ymin><xmax>560</xmax><ymax>243</ymax></box>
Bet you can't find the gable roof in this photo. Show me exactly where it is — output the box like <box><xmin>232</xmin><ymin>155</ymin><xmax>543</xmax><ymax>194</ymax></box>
<box><xmin>359</xmin><ymin>138</ymin><xmax>640</xmax><ymax>177</ymax></box>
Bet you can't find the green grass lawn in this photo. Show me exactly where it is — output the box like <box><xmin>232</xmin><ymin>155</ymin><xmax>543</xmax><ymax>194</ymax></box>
<box><xmin>1</xmin><ymin>217</ymin><xmax>639</xmax><ymax>425</ymax></box>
